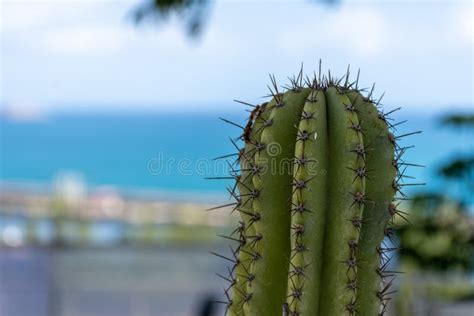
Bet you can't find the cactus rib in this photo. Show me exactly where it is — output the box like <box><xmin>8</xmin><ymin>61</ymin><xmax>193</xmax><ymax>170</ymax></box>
<box><xmin>318</xmin><ymin>86</ymin><xmax>366</xmax><ymax>316</ymax></box>
<box><xmin>346</xmin><ymin>91</ymin><xmax>397</xmax><ymax>315</ymax></box>
<box><xmin>248</xmin><ymin>88</ymin><xmax>312</xmax><ymax>316</ymax></box>
<box><xmin>287</xmin><ymin>88</ymin><xmax>328</xmax><ymax>315</ymax></box>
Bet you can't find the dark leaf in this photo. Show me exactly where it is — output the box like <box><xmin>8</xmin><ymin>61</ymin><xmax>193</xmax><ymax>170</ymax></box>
<box><xmin>438</xmin><ymin>156</ymin><xmax>474</xmax><ymax>180</ymax></box>
<box><xmin>440</xmin><ymin>114</ymin><xmax>474</xmax><ymax>128</ymax></box>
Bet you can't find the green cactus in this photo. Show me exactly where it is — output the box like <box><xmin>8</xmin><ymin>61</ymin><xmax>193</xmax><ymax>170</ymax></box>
<box><xmin>213</xmin><ymin>65</ymin><xmax>417</xmax><ymax>316</ymax></box>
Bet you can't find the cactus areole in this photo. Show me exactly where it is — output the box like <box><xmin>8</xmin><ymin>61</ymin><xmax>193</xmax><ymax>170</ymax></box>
<box><xmin>213</xmin><ymin>65</ymin><xmax>414</xmax><ymax>316</ymax></box>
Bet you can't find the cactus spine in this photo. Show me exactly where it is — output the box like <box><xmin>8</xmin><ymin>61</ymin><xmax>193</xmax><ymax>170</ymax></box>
<box><xmin>213</xmin><ymin>65</ymin><xmax>418</xmax><ymax>316</ymax></box>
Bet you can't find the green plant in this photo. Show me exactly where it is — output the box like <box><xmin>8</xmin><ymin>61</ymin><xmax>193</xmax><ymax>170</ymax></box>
<box><xmin>398</xmin><ymin>194</ymin><xmax>474</xmax><ymax>272</ymax></box>
<box><xmin>213</xmin><ymin>66</ymin><xmax>417</xmax><ymax>316</ymax></box>
<box><xmin>393</xmin><ymin>111</ymin><xmax>474</xmax><ymax>314</ymax></box>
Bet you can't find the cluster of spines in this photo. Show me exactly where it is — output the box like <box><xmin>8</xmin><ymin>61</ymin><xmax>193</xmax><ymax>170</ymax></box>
<box><xmin>376</xmin><ymin>125</ymin><xmax>424</xmax><ymax>314</ymax></box>
<box><xmin>350</xmin><ymin>76</ymin><xmax>424</xmax><ymax>315</ymax></box>
<box><xmin>209</xmin><ymin>98</ymin><xmax>275</xmax><ymax>315</ymax></box>
<box><xmin>343</xmin><ymin>105</ymin><xmax>366</xmax><ymax>310</ymax></box>
<box><xmin>208</xmin><ymin>63</ymin><xmax>423</xmax><ymax>316</ymax></box>
<box><xmin>342</xmin><ymin>69</ymin><xmax>424</xmax><ymax>315</ymax></box>
<box><xmin>248</xmin><ymin>71</ymin><xmax>313</xmax><ymax>316</ymax></box>
<box><xmin>236</xmin><ymin>103</ymin><xmax>271</xmax><ymax>315</ymax></box>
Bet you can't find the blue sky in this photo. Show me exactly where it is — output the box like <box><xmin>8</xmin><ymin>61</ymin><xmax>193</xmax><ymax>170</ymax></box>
<box><xmin>0</xmin><ymin>0</ymin><xmax>472</xmax><ymax>114</ymax></box>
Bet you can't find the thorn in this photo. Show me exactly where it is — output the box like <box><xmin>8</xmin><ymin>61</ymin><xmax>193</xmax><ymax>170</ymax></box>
<box><xmin>344</xmin><ymin>64</ymin><xmax>351</xmax><ymax>87</ymax></box>
<box><xmin>397</xmin><ymin>162</ymin><xmax>426</xmax><ymax>168</ymax></box>
<box><xmin>366</xmin><ymin>83</ymin><xmax>376</xmax><ymax>101</ymax></box>
<box><xmin>345</xmin><ymin>298</ymin><xmax>357</xmax><ymax>316</ymax></box>
<box><xmin>346</xmin><ymin>277</ymin><xmax>358</xmax><ymax>292</ymax></box>
<box><xmin>350</xmin><ymin>191</ymin><xmax>367</xmax><ymax>208</ymax></box>
<box><xmin>291</xmin><ymin>201</ymin><xmax>313</xmax><ymax>215</ymax></box>
<box><xmin>375</xmin><ymin>92</ymin><xmax>385</xmax><ymax>107</ymax></box>
<box><xmin>233</xmin><ymin>99</ymin><xmax>257</xmax><ymax>108</ymax></box>
<box><xmin>292</xmin><ymin>176</ymin><xmax>316</xmax><ymax>195</ymax></box>
<box><xmin>397</xmin><ymin>182</ymin><xmax>426</xmax><ymax>187</ymax></box>
<box><xmin>212</xmin><ymin>153</ymin><xmax>239</xmax><ymax>161</ymax></box>
<box><xmin>296</xmin><ymin>129</ymin><xmax>316</xmax><ymax>142</ymax></box>
<box><xmin>210</xmin><ymin>251</ymin><xmax>237</xmax><ymax>264</ymax></box>
<box><xmin>349</xmin><ymin>121</ymin><xmax>364</xmax><ymax>135</ymax></box>
<box><xmin>220</xmin><ymin>117</ymin><xmax>245</xmax><ymax>130</ymax></box>
<box><xmin>383</xmin><ymin>107</ymin><xmax>402</xmax><ymax>117</ymax></box>
<box><xmin>390</xmin><ymin>119</ymin><xmax>407</xmax><ymax>129</ymax></box>
<box><xmin>246</xmin><ymin>234</ymin><xmax>262</xmax><ymax>247</ymax></box>
<box><xmin>395</xmin><ymin>130</ymin><xmax>422</xmax><ymax>140</ymax></box>
<box><xmin>206</xmin><ymin>202</ymin><xmax>238</xmax><ymax>212</ymax></box>
<box><xmin>292</xmin><ymin>242</ymin><xmax>308</xmax><ymax>255</ymax></box>
<box><xmin>351</xmin><ymin>144</ymin><xmax>367</xmax><ymax>161</ymax></box>
<box><xmin>301</xmin><ymin>110</ymin><xmax>316</xmax><ymax>121</ymax></box>
<box><xmin>216</xmin><ymin>272</ymin><xmax>235</xmax><ymax>285</ymax></box>
<box><xmin>205</xmin><ymin>176</ymin><xmax>236</xmax><ymax>180</ymax></box>
<box><xmin>350</xmin><ymin>217</ymin><xmax>362</xmax><ymax>230</ymax></box>
<box><xmin>217</xmin><ymin>234</ymin><xmax>244</xmax><ymax>244</ymax></box>
<box><xmin>291</xmin><ymin>224</ymin><xmax>305</xmax><ymax>237</ymax></box>
<box><xmin>318</xmin><ymin>59</ymin><xmax>322</xmax><ymax>83</ymax></box>
<box><xmin>344</xmin><ymin>102</ymin><xmax>358</xmax><ymax>113</ymax></box>
<box><xmin>355</xmin><ymin>69</ymin><xmax>360</xmax><ymax>90</ymax></box>
<box><xmin>230</xmin><ymin>221</ymin><xmax>245</xmax><ymax>237</ymax></box>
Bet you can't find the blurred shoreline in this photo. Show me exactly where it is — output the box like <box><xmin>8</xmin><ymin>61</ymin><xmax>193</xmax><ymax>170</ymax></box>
<box><xmin>0</xmin><ymin>178</ymin><xmax>234</xmax><ymax>248</ymax></box>
<box><xmin>0</xmin><ymin>179</ymin><xmax>229</xmax><ymax>203</ymax></box>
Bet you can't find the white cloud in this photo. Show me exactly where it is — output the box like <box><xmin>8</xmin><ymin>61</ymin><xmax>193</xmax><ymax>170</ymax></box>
<box><xmin>39</xmin><ymin>26</ymin><xmax>132</xmax><ymax>56</ymax></box>
<box><xmin>330</xmin><ymin>7</ymin><xmax>388</xmax><ymax>57</ymax></box>
<box><xmin>278</xmin><ymin>3</ymin><xmax>472</xmax><ymax>60</ymax></box>
<box><xmin>0</xmin><ymin>0</ymin><xmax>109</xmax><ymax>32</ymax></box>
<box><xmin>0</xmin><ymin>0</ymin><xmax>141</xmax><ymax>56</ymax></box>
<box><xmin>1</xmin><ymin>2</ymin><xmax>54</xmax><ymax>32</ymax></box>
<box><xmin>455</xmin><ymin>4</ymin><xmax>473</xmax><ymax>44</ymax></box>
<box><xmin>278</xmin><ymin>6</ymin><xmax>388</xmax><ymax>58</ymax></box>
<box><xmin>1</xmin><ymin>1</ymin><xmax>472</xmax><ymax>111</ymax></box>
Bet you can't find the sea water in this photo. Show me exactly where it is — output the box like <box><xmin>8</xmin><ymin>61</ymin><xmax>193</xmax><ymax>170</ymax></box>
<box><xmin>0</xmin><ymin>110</ymin><xmax>472</xmax><ymax>200</ymax></box>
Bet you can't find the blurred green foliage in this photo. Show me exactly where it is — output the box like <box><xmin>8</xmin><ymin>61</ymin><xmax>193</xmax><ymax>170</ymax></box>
<box><xmin>394</xmin><ymin>113</ymin><xmax>474</xmax><ymax>316</ymax></box>
<box><xmin>133</xmin><ymin>0</ymin><xmax>210</xmax><ymax>37</ymax></box>
<box><xmin>395</xmin><ymin>112</ymin><xmax>474</xmax><ymax>315</ymax></box>
<box><xmin>398</xmin><ymin>112</ymin><xmax>474</xmax><ymax>273</ymax></box>
<box><xmin>440</xmin><ymin>114</ymin><xmax>474</xmax><ymax>128</ymax></box>
<box><xmin>132</xmin><ymin>0</ymin><xmax>338</xmax><ymax>37</ymax></box>
<box><xmin>398</xmin><ymin>194</ymin><xmax>474</xmax><ymax>271</ymax></box>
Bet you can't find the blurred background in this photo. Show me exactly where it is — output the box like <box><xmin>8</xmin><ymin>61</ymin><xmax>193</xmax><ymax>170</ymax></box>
<box><xmin>0</xmin><ymin>0</ymin><xmax>472</xmax><ymax>315</ymax></box>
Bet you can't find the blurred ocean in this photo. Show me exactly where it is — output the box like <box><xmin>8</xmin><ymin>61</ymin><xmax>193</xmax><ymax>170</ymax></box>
<box><xmin>0</xmin><ymin>110</ymin><xmax>472</xmax><ymax>199</ymax></box>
